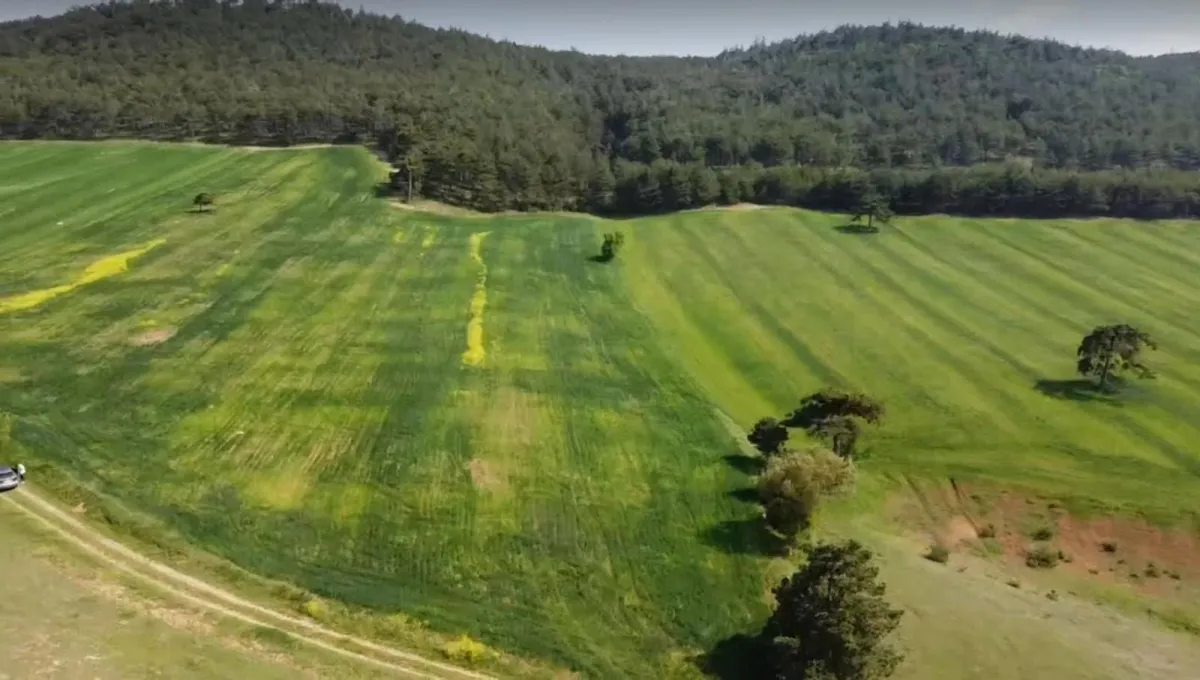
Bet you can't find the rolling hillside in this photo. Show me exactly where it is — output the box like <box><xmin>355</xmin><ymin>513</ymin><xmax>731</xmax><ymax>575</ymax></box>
<box><xmin>0</xmin><ymin>142</ymin><xmax>1198</xmax><ymax>678</ymax></box>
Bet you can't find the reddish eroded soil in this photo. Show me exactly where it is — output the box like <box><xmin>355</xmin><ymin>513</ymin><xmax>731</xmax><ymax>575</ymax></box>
<box><xmin>890</xmin><ymin>477</ymin><xmax>1200</xmax><ymax>597</ymax></box>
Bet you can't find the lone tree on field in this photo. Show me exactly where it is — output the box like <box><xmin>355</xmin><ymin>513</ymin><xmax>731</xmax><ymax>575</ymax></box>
<box><xmin>597</xmin><ymin>231</ymin><xmax>625</xmax><ymax>262</ymax></box>
<box><xmin>193</xmin><ymin>192</ymin><xmax>215</xmax><ymax>212</ymax></box>
<box><xmin>748</xmin><ymin>417</ymin><xmax>789</xmax><ymax>456</ymax></box>
<box><xmin>1076</xmin><ymin>324</ymin><xmax>1157</xmax><ymax>390</ymax></box>
<box><xmin>850</xmin><ymin>189</ymin><xmax>893</xmax><ymax>232</ymax></box>
<box><xmin>786</xmin><ymin>389</ymin><xmax>884</xmax><ymax>459</ymax></box>
<box><xmin>763</xmin><ymin>540</ymin><xmax>904</xmax><ymax>680</ymax></box>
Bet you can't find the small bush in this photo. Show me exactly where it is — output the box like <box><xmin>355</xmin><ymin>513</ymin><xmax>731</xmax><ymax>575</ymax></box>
<box><xmin>441</xmin><ymin>635</ymin><xmax>490</xmax><ymax>665</ymax></box>
<box><xmin>924</xmin><ymin>544</ymin><xmax>950</xmax><ymax>564</ymax></box>
<box><xmin>1006</xmin><ymin>578</ymin><xmax>1021</xmax><ymax>588</ymax></box>
<box><xmin>1025</xmin><ymin>545</ymin><xmax>1060</xmax><ymax>569</ymax></box>
<box><xmin>1031</xmin><ymin>526</ymin><xmax>1054</xmax><ymax>541</ymax></box>
<box><xmin>1046</xmin><ymin>589</ymin><xmax>1060</xmax><ymax>601</ymax></box>
<box><xmin>300</xmin><ymin>598</ymin><xmax>327</xmax><ymax>620</ymax></box>
<box><xmin>1168</xmin><ymin>571</ymin><xmax>1182</xmax><ymax>581</ymax></box>
<box><xmin>976</xmin><ymin>524</ymin><xmax>996</xmax><ymax>539</ymax></box>
<box><xmin>1145</xmin><ymin>562</ymin><xmax>1161</xmax><ymax>578</ymax></box>
<box><xmin>1100</xmin><ymin>541</ymin><xmax>1118</xmax><ymax>553</ymax></box>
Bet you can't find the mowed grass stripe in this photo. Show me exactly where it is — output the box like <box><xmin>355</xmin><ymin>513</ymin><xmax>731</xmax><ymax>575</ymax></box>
<box><xmin>883</xmin><ymin>219</ymin><xmax>1200</xmax><ymax>471</ymax></box>
<box><xmin>678</xmin><ymin>213</ymin><xmax>847</xmax><ymax>389</ymax></box>
<box><xmin>814</xmin><ymin>217</ymin><xmax>1200</xmax><ymax>482</ymax></box>
<box><xmin>626</xmin><ymin>208</ymin><xmax>1200</xmax><ymax>521</ymax></box>
<box><xmin>796</xmin><ymin>215</ymin><xmax>1043</xmax><ymax>444</ymax></box>
<box><xmin>970</xmin><ymin>221</ymin><xmax>1200</xmax><ymax>401</ymax></box>
<box><xmin>622</xmin><ymin>214</ymin><xmax>785</xmax><ymax>423</ymax></box>
<box><xmin>765</xmin><ymin>212</ymin><xmax>1029</xmax><ymax>443</ymax></box>
<box><xmin>0</xmin><ymin>147</ymin><xmax>238</xmax><ymax>251</ymax></box>
<box><xmin>865</xmin><ymin>221</ymin><xmax>1200</xmax><ymax>475</ymax></box>
<box><xmin>1065</xmin><ymin>220</ymin><xmax>1200</xmax><ymax>297</ymax></box>
<box><xmin>979</xmin><ymin>221</ymin><xmax>1200</xmax><ymax>339</ymax></box>
<box><xmin>942</xmin><ymin>220</ymin><xmax>1200</xmax><ymax>380</ymax></box>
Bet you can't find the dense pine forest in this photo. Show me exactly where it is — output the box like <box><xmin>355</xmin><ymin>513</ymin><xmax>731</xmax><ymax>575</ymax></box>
<box><xmin>3</xmin><ymin>0</ymin><xmax>1200</xmax><ymax>217</ymax></box>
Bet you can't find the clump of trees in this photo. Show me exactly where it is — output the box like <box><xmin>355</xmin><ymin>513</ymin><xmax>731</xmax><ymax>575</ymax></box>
<box><xmin>786</xmin><ymin>389</ymin><xmax>885</xmax><ymax>460</ymax></box>
<box><xmin>192</xmin><ymin>192</ymin><xmax>215</xmax><ymax>212</ymax></box>
<box><xmin>595</xmin><ymin>231</ymin><xmax>626</xmax><ymax>262</ymax></box>
<box><xmin>744</xmin><ymin>388</ymin><xmax>882</xmax><ymax>549</ymax></box>
<box><xmin>763</xmin><ymin>540</ymin><xmax>905</xmax><ymax>680</ymax></box>
<box><xmin>750</xmin><ymin>389</ymin><xmax>885</xmax><ymax>461</ymax></box>
<box><xmin>1076</xmin><ymin>324</ymin><xmax>1157</xmax><ymax>390</ymax></box>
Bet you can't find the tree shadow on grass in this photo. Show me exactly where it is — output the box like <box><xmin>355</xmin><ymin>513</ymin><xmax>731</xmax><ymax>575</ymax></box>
<box><xmin>698</xmin><ymin>633</ymin><xmax>773</xmax><ymax>679</ymax></box>
<box><xmin>723</xmin><ymin>453</ymin><xmax>764</xmax><ymax>474</ymax></box>
<box><xmin>835</xmin><ymin>223</ymin><xmax>880</xmax><ymax>235</ymax></box>
<box><xmin>587</xmin><ymin>253</ymin><xmax>615</xmax><ymax>263</ymax></box>
<box><xmin>1034</xmin><ymin>379</ymin><xmax>1124</xmax><ymax>405</ymax></box>
<box><xmin>702</xmin><ymin>518</ymin><xmax>786</xmax><ymax>557</ymax></box>
<box><xmin>728</xmin><ymin>487</ymin><xmax>760</xmax><ymax>503</ymax></box>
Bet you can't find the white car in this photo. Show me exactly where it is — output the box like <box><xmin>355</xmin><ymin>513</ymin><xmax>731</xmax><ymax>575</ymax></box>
<box><xmin>0</xmin><ymin>467</ymin><xmax>21</xmax><ymax>492</ymax></box>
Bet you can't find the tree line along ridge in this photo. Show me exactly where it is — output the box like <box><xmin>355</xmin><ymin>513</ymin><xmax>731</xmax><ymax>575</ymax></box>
<box><xmin>3</xmin><ymin>1</ymin><xmax>1200</xmax><ymax>218</ymax></box>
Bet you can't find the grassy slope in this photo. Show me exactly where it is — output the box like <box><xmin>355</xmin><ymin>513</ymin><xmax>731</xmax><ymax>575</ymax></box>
<box><xmin>623</xmin><ymin>208</ymin><xmax>1200</xmax><ymax>524</ymax></box>
<box><xmin>2</xmin><ymin>142</ymin><xmax>1198</xmax><ymax>678</ymax></box>
<box><xmin>0</xmin><ymin>142</ymin><xmax>761</xmax><ymax>678</ymax></box>
<box><xmin>622</xmin><ymin>208</ymin><xmax>1200</xmax><ymax>677</ymax></box>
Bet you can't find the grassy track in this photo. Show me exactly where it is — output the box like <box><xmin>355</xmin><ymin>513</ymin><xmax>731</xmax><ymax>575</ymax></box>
<box><xmin>623</xmin><ymin>209</ymin><xmax>1200</xmax><ymax>523</ymax></box>
<box><xmin>2</xmin><ymin>142</ymin><xmax>1199</xmax><ymax>678</ymax></box>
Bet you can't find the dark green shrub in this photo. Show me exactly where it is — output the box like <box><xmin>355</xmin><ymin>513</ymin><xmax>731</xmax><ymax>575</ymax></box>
<box><xmin>1101</xmin><ymin>541</ymin><xmax>1118</xmax><ymax>553</ymax></box>
<box><xmin>1025</xmin><ymin>545</ymin><xmax>1060</xmax><ymax>569</ymax></box>
<box><xmin>976</xmin><ymin>524</ymin><xmax>996</xmax><ymax>539</ymax></box>
<box><xmin>1031</xmin><ymin>526</ymin><xmax>1054</xmax><ymax>541</ymax></box>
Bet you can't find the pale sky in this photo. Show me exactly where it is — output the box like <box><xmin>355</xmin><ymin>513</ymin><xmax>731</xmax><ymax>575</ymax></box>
<box><xmin>3</xmin><ymin>0</ymin><xmax>1199</xmax><ymax>57</ymax></box>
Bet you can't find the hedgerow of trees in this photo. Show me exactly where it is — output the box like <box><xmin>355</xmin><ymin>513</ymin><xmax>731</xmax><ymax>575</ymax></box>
<box><xmin>5</xmin><ymin>2</ymin><xmax>1200</xmax><ymax>218</ymax></box>
<box><xmin>746</xmin><ymin>388</ymin><xmax>883</xmax><ymax>548</ymax></box>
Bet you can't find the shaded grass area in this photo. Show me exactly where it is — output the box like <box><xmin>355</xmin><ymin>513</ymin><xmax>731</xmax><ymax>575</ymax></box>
<box><xmin>622</xmin><ymin>209</ymin><xmax>1200</xmax><ymax>525</ymax></box>
<box><xmin>0</xmin><ymin>142</ymin><xmax>764</xmax><ymax>678</ymax></box>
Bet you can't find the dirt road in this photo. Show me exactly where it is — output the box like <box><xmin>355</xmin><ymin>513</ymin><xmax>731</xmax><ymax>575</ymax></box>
<box><xmin>1</xmin><ymin>485</ymin><xmax>498</xmax><ymax>680</ymax></box>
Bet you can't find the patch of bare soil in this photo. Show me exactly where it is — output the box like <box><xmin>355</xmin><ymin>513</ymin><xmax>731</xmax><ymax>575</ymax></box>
<box><xmin>1053</xmin><ymin>514</ymin><xmax>1200</xmax><ymax>594</ymax></box>
<box><xmin>467</xmin><ymin>459</ymin><xmax>506</xmax><ymax>492</ymax></box>
<box><xmin>939</xmin><ymin>516</ymin><xmax>979</xmax><ymax>548</ymax></box>
<box><xmin>129</xmin><ymin>328</ymin><xmax>176</xmax><ymax>347</ymax></box>
<box><xmin>889</xmin><ymin>478</ymin><xmax>1200</xmax><ymax>597</ymax></box>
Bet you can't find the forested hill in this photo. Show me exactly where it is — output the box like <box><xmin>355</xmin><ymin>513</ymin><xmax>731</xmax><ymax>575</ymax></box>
<box><xmin>3</xmin><ymin>0</ymin><xmax>1200</xmax><ymax>218</ymax></box>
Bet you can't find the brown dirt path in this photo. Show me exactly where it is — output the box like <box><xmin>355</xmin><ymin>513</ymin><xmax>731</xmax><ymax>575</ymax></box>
<box><xmin>1</xmin><ymin>486</ymin><xmax>498</xmax><ymax>680</ymax></box>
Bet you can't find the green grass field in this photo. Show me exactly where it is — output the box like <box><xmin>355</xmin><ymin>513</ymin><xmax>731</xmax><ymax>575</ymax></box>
<box><xmin>1</xmin><ymin>142</ymin><xmax>1198</xmax><ymax>678</ymax></box>
<box><xmin>623</xmin><ymin>207</ymin><xmax>1200</xmax><ymax>523</ymax></box>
